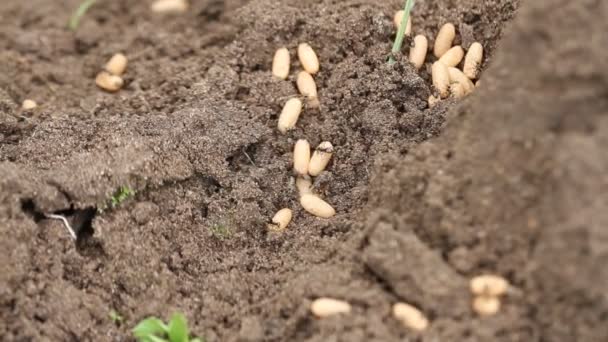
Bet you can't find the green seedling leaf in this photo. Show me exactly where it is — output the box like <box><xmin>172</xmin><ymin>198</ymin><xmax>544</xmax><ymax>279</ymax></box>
<box><xmin>168</xmin><ymin>313</ymin><xmax>189</xmax><ymax>342</ymax></box>
<box><xmin>133</xmin><ymin>317</ymin><xmax>169</xmax><ymax>339</ymax></box>
<box><xmin>142</xmin><ymin>336</ymin><xmax>169</xmax><ymax>342</ymax></box>
<box><xmin>191</xmin><ymin>338</ymin><xmax>204</xmax><ymax>342</ymax></box>
<box><xmin>389</xmin><ymin>0</ymin><xmax>416</xmax><ymax>64</ymax></box>
<box><xmin>69</xmin><ymin>0</ymin><xmax>97</xmax><ymax>31</ymax></box>
<box><xmin>109</xmin><ymin>310</ymin><xmax>124</xmax><ymax>324</ymax></box>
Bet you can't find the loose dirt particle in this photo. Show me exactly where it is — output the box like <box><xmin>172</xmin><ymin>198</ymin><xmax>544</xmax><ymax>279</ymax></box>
<box><xmin>300</xmin><ymin>194</ymin><xmax>336</xmax><ymax>218</ymax></box>
<box><xmin>272</xmin><ymin>47</ymin><xmax>290</xmax><ymax>80</ymax></box>
<box><xmin>296</xmin><ymin>71</ymin><xmax>319</xmax><ymax>107</ymax></box>
<box><xmin>268</xmin><ymin>208</ymin><xmax>293</xmax><ymax>232</ymax></box>
<box><xmin>392</xmin><ymin>302</ymin><xmax>429</xmax><ymax>332</ymax></box>
<box><xmin>21</xmin><ymin>99</ymin><xmax>37</xmax><ymax>110</ymax></box>
<box><xmin>297</xmin><ymin>43</ymin><xmax>320</xmax><ymax>75</ymax></box>
<box><xmin>431</xmin><ymin>61</ymin><xmax>450</xmax><ymax>98</ymax></box>
<box><xmin>95</xmin><ymin>71</ymin><xmax>124</xmax><ymax>92</ymax></box>
<box><xmin>105</xmin><ymin>53</ymin><xmax>128</xmax><ymax>76</ymax></box>
<box><xmin>393</xmin><ymin>10</ymin><xmax>412</xmax><ymax>36</ymax></box>
<box><xmin>439</xmin><ymin>46</ymin><xmax>464</xmax><ymax>67</ymax></box>
<box><xmin>448</xmin><ymin>67</ymin><xmax>475</xmax><ymax>94</ymax></box>
<box><xmin>464</xmin><ymin>42</ymin><xmax>484</xmax><ymax>79</ymax></box>
<box><xmin>409</xmin><ymin>35</ymin><xmax>428</xmax><ymax>70</ymax></box>
<box><xmin>470</xmin><ymin>275</ymin><xmax>509</xmax><ymax>297</ymax></box>
<box><xmin>434</xmin><ymin>23</ymin><xmax>456</xmax><ymax>58</ymax></box>
<box><xmin>308</xmin><ymin>141</ymin><xmax>333</xmax><ymax>177</ymax></box>
<box><xmin>278</xmin><ymin>98</ymin><xmax>303</xmax><ymax>134</ymax></box>
<box><xmin>151</xmin><ymin>0</ymin><xmax>188</xmax><ymax>13</ymax></box>
<box><xmin>296</xmin><ymin>176</ymin><xmax>313</xmax><ymax>195</ymax></box>
<box><xmin>310</xmin><ymin>298</ymin><xmax>351</xmax><ymax>317</ymax></box>
<box><xmin>472</xmin><ymin>295</ymin><xmax>501</xmax><ymax>316</ymax></box>
<box><xmin>293</xmin><ymin>139</ymin><xmax>311</xmax><ymax>176</ymax></box>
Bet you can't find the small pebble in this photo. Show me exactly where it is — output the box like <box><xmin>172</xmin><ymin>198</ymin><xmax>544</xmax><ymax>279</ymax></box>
<box><xmin>310</xmin><ymin>298</ymin><xmax>351</xmax><ymax>317</ymax></box>
<box><xmin>434</xmin><ymin>23</ymin><xmax>456</xmax><ymax>58</ymax></box>
<box><xmin>272</xmin><ymin>47</ymin><xmax>290</xmax><ymax>80</ymax></box>
<box><xmin>392</xmin><ymin>302</ymin><xmax>429</xmax><ymax>332</ymax></box>
<box><xmin>298</xmin><ymin>43</ymin><xmax>320</xmax><ymax>75</ymax></box>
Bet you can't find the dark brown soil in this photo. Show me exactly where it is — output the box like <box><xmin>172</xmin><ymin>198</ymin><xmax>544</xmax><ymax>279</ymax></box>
<box><xmin>1</xmin><ymin>0</ymin><xmax>606</xmax><ymax>341</ymax></box>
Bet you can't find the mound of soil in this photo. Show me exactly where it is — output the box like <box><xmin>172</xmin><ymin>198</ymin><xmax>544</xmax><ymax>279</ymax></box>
<box><xmin>1</xmin><ymin>0</ymin><xmax>606</xmax><ymax>341</ymax></box>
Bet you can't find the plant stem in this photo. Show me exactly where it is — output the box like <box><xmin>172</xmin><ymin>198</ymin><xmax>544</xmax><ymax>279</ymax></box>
<box><xmin>388</xmin><ymin>0</ymin><xmax>415</xmax><ymax>64</ymax></box>
<box><xmin>69</xmin><ymin>0</ymin><xmax>97</xmax><ymax>31</ymax></box>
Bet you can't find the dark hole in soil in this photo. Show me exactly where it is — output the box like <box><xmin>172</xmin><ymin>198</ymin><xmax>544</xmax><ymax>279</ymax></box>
<box><xmin>21</xmin><ymin>199</ymin><xmax>45</xmax><ymax>222</ymax></box>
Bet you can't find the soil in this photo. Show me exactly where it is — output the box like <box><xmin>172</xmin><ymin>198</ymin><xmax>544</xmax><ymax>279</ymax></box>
<box><xmin>1</xmin><ymin>0</ymin><xmax>607</xmax><ymax>341</ymax></box>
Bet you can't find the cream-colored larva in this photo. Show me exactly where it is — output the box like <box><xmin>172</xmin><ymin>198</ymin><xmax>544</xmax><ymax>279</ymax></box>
<box><xmin>409</xmin><ymin>35</ymin><xmax>428</xmax><ymax>70</ymax></box>
<box><xmin>95</xmin><ymin>71</ymin><xmax>124</xmax><ymax>92</ymax></box>
<box><xmin>428</xmin><ymin>95</ymin><xmax>440</xmax><ymax>108</ymax></box>
<box><xmin>393</xmin><ymin>10</ymin><xmax>412</xmax><ymax>36</ymax></box>
<box><xmin>22</xmin><ymin>99</ymin><xmax>37</xmax><ymax>110</ymax></box>
<box><xmin>434</xmin><ymin>23</ymin><xmax>456</xmax><ymax>58</ymax></box>
<box><xmin>448</xmin><ymin>67</ymin><xmax>475</xmax><ymax>94</ymax></box>
<box><xmin>267</xmin><ymin>208</ymin><xmax>293</xmax><ymax>232</ymax></box>
<box><xmin>464</xmin><ymin>42</ymin><xmax>484</xmax><ymax>79</ymax></box>
<box><xmin>450</xmin><ymin>83</ymin><xmax>466</xmax><ymax>99</ymax></box>
<box><xmin>296</xmin><ymin>176</ymin><xmax>313</xmax><ymax>195</ymax></box>
<box><xmin>105</xmin><ymin>53</ymin><xmax>128</xmax><ymax>76</ymax></box>
<box><xmin>272</xmin><ymin>47</ymin><xmax>290</xmax><ymax>80</ymax></box>
<box><xmin>310</xmin><ymin>298</ymin><xmax>351</xmax><ymax>317</ymax></box>
<box><xmin>438</xmin><ymin>46</ymin><xmax>464</xmax><ymax>67</ymax></box>
<box><xmin>151</xmin><ymin>0</ymin><xmax>188</xmax><ymax>13</ymax></box>
<box><xmin>392</xmin><ymin>303</ymin><xmax>429</xmax><ymax>332</ymax></box>
<box><xmin>293</xmin><ymin>139</ymin><xmax>311</xmax><ymax>176</ymax></box>
<box><xmin>470</xmin><ymin>275</ymin><xmax>509</xmax><ymax>297</ymax></box>
<box><xmin>431</xmin><ymin>61</ymin><xmax>450</xmax><ymax>98</ymax></box>
<box><xmin>296</xmin><ymin>71</ymin><xmax>319</xmax><ymax>108</ymax></box>
<box><xmin>472</xmin><ymin>295</ymin><xmax>501</xmax><ymax>316</ymax></box>
<box><xmin>298</xmin><ymin>43</ymin><xmax>320</xmax><ymax>75</ymax></box>
<box><xmin>278</xmin><ymin>98</ymin><xmax>303</xmax><ymax>134</ymax></box>
<box><xmin>300</xmin><ymin>194</ymin><xmax>336</xmax><ymax>218</ymax></box>
<box><xmin>308</xmin><ymin>141</ymin><xmax>333</xmax><ymax>177</ymax></box>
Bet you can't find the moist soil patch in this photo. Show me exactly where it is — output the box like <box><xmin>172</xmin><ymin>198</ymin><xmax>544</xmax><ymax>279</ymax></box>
<box><xmin>2</xmin><ymin>0</ymin><xmax>607</xmax><ymax>341</ymax></box>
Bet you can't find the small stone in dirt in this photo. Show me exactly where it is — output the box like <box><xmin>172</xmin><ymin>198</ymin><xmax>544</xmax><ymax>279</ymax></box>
<box><xmin>22</xmin><ymin>99</ymin><xmax>37</xmax><ymax>110</ymax></box>
<box><xmin>151</xmin><ymin>0</ymin><xmax>188</xmax><ymax>13</ymax></box>
<box><xmin>393</xmin><ymin>302</ymin><xmax>429</xmax><ymax>332</ymax></box>
<box><xmin>472</xmin><ymin>295</ymin><xmax>501</xmax><ymax>316</ymax></box>
<box><xmin>310</xmin><ymin>298</ymin><xmax>351</xmax><ymax>317</ymax></box>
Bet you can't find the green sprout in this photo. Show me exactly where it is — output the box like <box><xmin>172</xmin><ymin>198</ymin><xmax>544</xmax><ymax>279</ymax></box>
<box><xmin>210</xmin><ymin>224</ymin><xmax>232</xmax><ymax>240</ymax></box>
<box><xmin>109</xmin><ymin>310</ymin><xmax>124</xmax><ymax>325</ymax></box>
<box><xmin>389</xmin><ymin>0</ymin><xmax>416</xmax><ymax>64</ymax></box>
<box><xmin>68</xmin><ymin>0</ymin><xmax>97</xmax><ymax>31</ymax></box>
<box><xmin>111</xmin><ymin>186</ymin><xmax>135</xmax><ymax>208</ymax></box>
<box><xmin>133</xmin><ymin>313</ymin><xmax>204</xmax><ymax>342</ymax></box>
